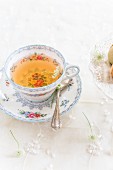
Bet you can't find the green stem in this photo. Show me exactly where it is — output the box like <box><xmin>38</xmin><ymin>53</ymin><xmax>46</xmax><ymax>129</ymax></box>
<box><xmin>51</xmin><ymin>91</ymin><xmax>56</xmax><ymax>108</ymax></box>
<box><xmin>51</xmin><ymin>85</ymin><xmax>61</xmax><ymax>108</ymax></box>
<box><xmin>82</xmin><ymin>112</ymin><xmax>93</xmax><ymax>136</ymax></box>
<box><xmin>10</xmin><ymin>130</ymin><xmax>20</xmax><ymax>151</ymax></box>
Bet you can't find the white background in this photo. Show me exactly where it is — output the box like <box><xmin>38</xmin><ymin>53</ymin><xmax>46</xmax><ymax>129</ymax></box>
<box><xmin>0</xmin><ymin>0</ymin><xmax>113</xmax><ymax>169</ymax></box>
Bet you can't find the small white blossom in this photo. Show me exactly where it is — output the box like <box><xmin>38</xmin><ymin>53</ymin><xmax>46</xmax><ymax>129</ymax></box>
<box><xmin>52</xmin><ymin>66</ymin><xmax>60</xmax><ymax>78</ymax></box>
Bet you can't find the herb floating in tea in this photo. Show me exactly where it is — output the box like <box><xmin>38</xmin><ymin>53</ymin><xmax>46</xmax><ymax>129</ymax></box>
<box><xmin>10</xmin><ymin>53</ymin><xmax>63</xmax><ymax>88</ymax></box>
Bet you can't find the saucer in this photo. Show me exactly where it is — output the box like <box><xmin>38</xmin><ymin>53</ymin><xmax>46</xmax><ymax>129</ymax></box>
<box><xmin>0</xmin><ymin>71</ymin><xmax>82</xmax><ymax>122</ymax></box>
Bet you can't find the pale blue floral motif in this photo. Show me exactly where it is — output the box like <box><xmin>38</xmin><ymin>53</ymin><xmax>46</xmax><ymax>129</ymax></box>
<box><xmin>60</xmin><ymin>99</ymin><xmax>69</xmax><ymax>108</ymax></box>
<box><xmin>13</xmin><ymin>92</ymin><xmax>52</xmax><ymax>110</ymax></box>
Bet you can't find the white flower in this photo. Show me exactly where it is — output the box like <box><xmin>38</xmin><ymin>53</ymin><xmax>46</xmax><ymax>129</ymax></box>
<box><xmin>52</xmin><ymin>66</ymin><xmax>60</xmax><ymax>78</ymax></box>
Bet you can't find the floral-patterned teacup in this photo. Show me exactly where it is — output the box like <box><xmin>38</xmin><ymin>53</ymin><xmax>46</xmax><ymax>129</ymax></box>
<box><xmin>1</xmin><ymin>45</ymin><xmax>80</xmax><ymax>102</ymax></box>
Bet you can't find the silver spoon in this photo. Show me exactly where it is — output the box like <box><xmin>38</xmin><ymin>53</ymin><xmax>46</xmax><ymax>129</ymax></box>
<box><xmin>51</xmin><ymin>79</ymin><xmax>73</xmax><ymax>130</ymax></box>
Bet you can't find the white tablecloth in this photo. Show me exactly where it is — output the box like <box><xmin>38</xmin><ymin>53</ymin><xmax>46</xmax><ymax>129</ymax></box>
<box><xmin>0</xmin><ymin>0</ymin><xmax>113</xmax><ymax>169</ymax></box>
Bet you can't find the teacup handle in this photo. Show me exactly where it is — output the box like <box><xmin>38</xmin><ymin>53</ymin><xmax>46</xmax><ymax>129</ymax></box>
<box><xmin>63</xmin><ymin>65</ymin><xmax>80</xmax><ymax>81</ymax></box>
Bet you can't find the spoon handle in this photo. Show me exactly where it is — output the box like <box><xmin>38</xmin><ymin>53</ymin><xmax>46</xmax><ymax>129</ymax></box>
<box><xmin>51</xmin><ymin>89</ymin><xmax>62</xmax><ymax>129</ymax></box>
<box><xmin>51</xmin><ymin>79</ymin><xmax>73</xmax><ymax>130</ymax></box>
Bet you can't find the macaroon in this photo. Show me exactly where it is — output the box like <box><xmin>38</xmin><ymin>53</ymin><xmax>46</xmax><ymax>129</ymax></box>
<box><xmin>110</xmin><ymin>65</ymin><xmax>113</xmax><ymax>77</ymax></box>
<box><xmin>108</xmin><ymin>45</ymin><xmax>113</xmax><ymax>64</ymax></box>
<box><xmin>108</xmin><ymin>45</ymin><xmax>113</xmax><ymax>77</ymax></box>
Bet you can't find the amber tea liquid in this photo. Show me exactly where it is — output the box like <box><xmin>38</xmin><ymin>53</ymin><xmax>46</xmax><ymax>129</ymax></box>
<box><xmin>10</xmin><ymin>53</ymin><xmax>62</xmax><ymax>88</ymax></box>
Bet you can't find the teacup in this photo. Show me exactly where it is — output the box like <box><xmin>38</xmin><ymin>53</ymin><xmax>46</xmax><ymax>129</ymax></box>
<box><xmin>1</xmin><ymin>45</ymin><xmax>80</xmax><ymax>102</ymax></box>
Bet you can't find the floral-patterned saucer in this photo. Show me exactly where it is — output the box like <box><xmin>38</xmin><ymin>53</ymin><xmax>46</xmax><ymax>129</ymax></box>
<box><xmin>0</xmin><ymin>71</ymin><xmax>82</xmax><ymax>122</ymax></box>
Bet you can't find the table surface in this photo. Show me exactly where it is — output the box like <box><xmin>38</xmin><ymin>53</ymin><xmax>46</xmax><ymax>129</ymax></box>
<box><xmin>0</xmin><ymin>0</ymin><xmax>113</xmax><ymax>169</ymax></box>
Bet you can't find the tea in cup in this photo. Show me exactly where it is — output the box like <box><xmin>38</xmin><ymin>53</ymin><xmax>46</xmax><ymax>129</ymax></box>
<box><xmin>10</xmin><ymin>53</ymin><xmax>63</xmax><ymax>88</ymax></box>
